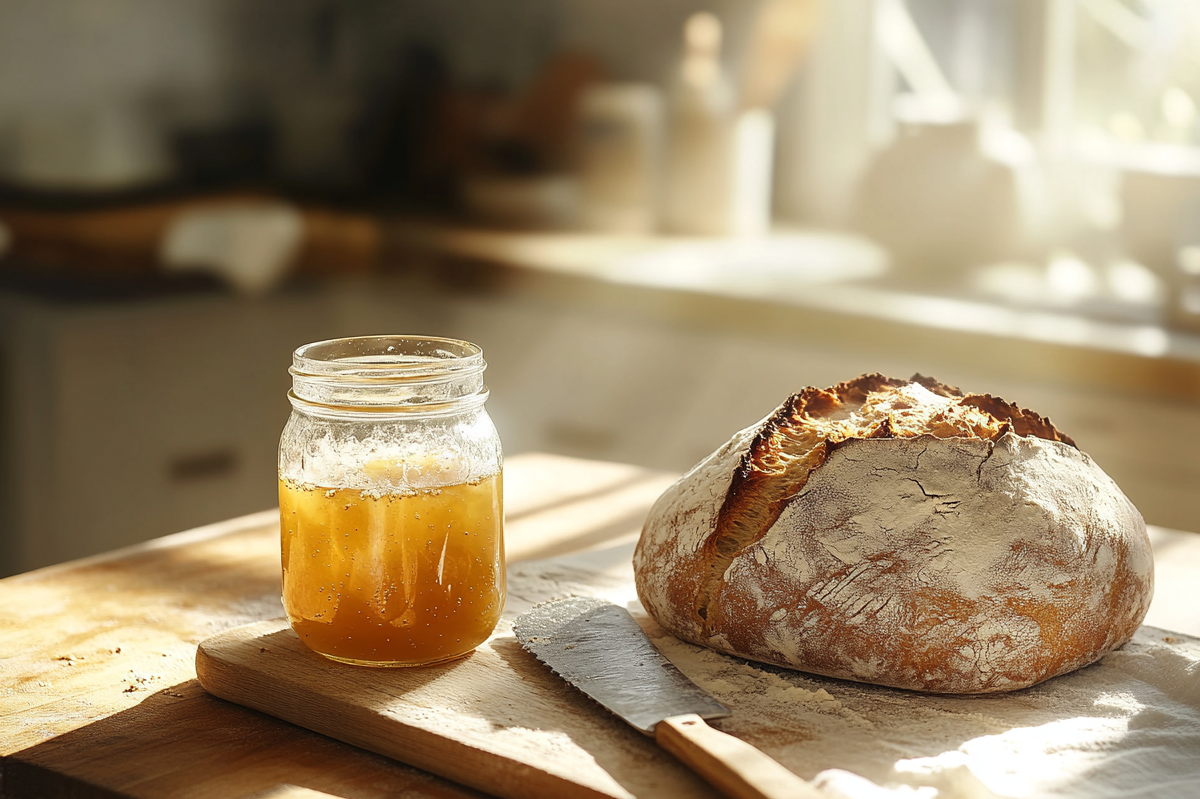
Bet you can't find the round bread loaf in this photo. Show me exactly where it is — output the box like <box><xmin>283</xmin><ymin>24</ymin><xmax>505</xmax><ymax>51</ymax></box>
<box><xmin>633</xmin><ymin>374</ymin><xmax>1153</xmax><ymax>694</ymax></box>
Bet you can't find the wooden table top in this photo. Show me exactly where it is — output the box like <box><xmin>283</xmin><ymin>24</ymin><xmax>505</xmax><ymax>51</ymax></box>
<box><xmin>2</xmin><ymin>452</ymin><xmax>1198</xmax><ymax>799</ymax></box>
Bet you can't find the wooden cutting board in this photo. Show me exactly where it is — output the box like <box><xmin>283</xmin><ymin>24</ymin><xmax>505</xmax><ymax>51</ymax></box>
<box><xmin>195</xmin><ymin>544</ymin><xmax>724</xmax><ymax>799</ymax></box>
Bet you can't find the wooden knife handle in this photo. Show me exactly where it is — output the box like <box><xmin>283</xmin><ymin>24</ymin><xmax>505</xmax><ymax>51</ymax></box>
<box><xmin>655</xmin><ymin>714</ymin><xmax>824</xmax><ymax>799</ymax></box>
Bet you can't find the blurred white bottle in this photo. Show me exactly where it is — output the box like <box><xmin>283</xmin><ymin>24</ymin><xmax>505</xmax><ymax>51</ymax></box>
<box><xmin>663</xmin><ymin>12</ymin><xmax>774</xmax><ymax>236</ymax></box>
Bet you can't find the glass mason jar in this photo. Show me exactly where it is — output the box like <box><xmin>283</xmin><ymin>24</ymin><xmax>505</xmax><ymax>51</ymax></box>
<box><xmin>277</xmin><ymin>335</ymin><xmax>505</xmax><ymax>667</ymax></box>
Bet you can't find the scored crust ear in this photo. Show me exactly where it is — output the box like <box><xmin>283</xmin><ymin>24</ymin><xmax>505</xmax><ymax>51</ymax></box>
<box><xmin>959</xmin><ymin>393</ymin><xmax>1076</xmax><ymax>447</ymax></box>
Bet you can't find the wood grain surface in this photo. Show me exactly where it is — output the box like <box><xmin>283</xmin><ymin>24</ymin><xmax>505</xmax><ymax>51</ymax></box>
<box><xmin>195</xmin><ymin>617</ymin><xmax>718</xmax><ymax>799</ymax></box>
<box><xmin>0</xmin><ymin>453</ymin><xmax>678</xmax><ymax>799</ymax></box>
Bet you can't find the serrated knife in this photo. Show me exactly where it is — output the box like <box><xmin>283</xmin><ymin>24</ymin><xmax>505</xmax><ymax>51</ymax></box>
<box><xmin>513</xmin><ymin>596</ymin><xmax>822</xmax><ymax>799</ymax></box>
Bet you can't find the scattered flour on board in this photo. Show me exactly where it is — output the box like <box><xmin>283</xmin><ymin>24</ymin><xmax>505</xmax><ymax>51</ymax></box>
<box><xmin>632</xmin><ymin>603</ymin><xmax>1200</xmax><ymax>799</ymax></box>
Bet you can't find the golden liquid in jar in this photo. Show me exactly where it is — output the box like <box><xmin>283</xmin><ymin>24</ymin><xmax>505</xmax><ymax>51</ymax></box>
<box><xmin>279</xmin><ymin>472</ymin><xmax>504</xmax><ymax>667</ymax></box>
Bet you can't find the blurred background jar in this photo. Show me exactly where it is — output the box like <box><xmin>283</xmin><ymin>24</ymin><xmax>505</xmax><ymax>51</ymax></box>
<box><xmin>277</xmin><ymin>335</ymin><xmax>505</xmax><ymax>668</ymax></box>
<box><xmin>575</xmin><ymin>82</ymin><xmax>664</xmax><ymax>233</ymax></box>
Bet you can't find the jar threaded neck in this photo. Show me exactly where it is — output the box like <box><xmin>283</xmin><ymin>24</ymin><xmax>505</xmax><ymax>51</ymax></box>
<box><xmin>289</xmin><ymin>335</ymin><xmax>487</xmax><ymax>413</ymax></box>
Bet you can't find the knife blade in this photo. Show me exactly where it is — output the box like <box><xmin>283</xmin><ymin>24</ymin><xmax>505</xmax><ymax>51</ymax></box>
<box><xmin>514</xmin><ymin>595</ymin><xmax>730</xmax><ymax>733</ymax></box>
<box><xmin>514</xmin><ymin>597</ymin><xmax>823</xmax><ymax>799</ymax></box>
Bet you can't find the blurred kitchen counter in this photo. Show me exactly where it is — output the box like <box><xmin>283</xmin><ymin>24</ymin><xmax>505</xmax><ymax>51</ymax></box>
<box><xmin>387</xmin><ymin>220</ymin><xmax>1200</xmax><ymax>398</ymax></box>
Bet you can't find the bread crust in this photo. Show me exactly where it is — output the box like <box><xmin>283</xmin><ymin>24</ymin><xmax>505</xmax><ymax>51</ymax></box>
<box><xmin>633</xmin><ymin>375</ymin><xmax>1153</xmax><ymax>694</ymax></box>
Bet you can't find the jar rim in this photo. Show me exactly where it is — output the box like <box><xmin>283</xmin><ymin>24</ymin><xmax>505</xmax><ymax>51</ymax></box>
<box><xmin>291</xmin><ymin>335</ymin><xmax>484</xmax><ymax>382</ymax></box>
<box><xmin>289</xmin><ymin>335</ymin><xmax>488</xmax><ymax>409</ymax></box>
